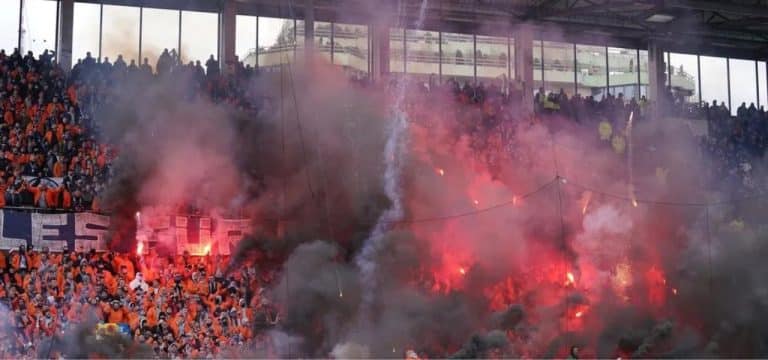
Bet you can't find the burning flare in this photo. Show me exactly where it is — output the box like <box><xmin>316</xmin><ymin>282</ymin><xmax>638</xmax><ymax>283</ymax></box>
<box><xmin>566</xmin><ymin>272</ymin><xmax>576</xmax><ymax>286</ymax></box>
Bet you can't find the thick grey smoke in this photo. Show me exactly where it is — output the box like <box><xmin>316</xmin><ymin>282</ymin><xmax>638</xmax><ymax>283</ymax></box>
<box><xmin>89</xmin><ymin>34</ymin><xmax>768</xmax><ymax>359</ymax></box>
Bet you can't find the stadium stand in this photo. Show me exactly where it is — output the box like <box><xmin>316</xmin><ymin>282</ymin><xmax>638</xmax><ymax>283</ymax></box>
<box><xmin>0</xmin><ymin>38</ymin><xmax>766</xmax><ymax>357</ymax></box>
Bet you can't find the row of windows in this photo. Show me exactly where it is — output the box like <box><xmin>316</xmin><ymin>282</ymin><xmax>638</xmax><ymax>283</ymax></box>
<box><xmin>533</xmin><ymin>41</ymin><xmax>650</xmax><ymax>101</ymax></box>
<box><xmin>235</xmin><ymin>17</ymin><xmax>370</xmax><ymax>74</ymax></box>
<box><xmin>666</xmin><ymin>53</ymin><xmax>768</xmax><ymax>115</ymax></box>
<box><xmin>1</xmin><ymin>0</ymin><xmax>765</xmax><ymax>106</ymax></box>
<box><xmin>390</xmin><ymin>28</ymin><xmax>509</xmax><ymax>83</ymax></box>
<box><xmin>388</xmin><ymin>33</ymin><xmax>651</xmax><ymax>101</ymax></box>
<box><xmin>0</xmin><ymin>1</ymin><xmax>371</xmax><ymax>74</ymax></box>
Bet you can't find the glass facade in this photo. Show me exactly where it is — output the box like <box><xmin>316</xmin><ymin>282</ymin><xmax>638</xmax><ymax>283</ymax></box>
<box><xmin>729</xmin><ymin>58</ymin><xmax>758</xmax><ymax>115</ymax></box>
<box><xmin>668</xmin><ymin>53</ymin><xmax>699</xmax><ymax>104</ymax></box>
<box><xmin>333</xmin><ymin>23</ymin><xmax>368</xmax><ymax>74</ymax></box>
<box><xmin>700</xmin><ymin>56</ymin><xmax>729</xmax><ymax>109</ymax></box>
<box><xmin>576</xmin><ymin>44</ymin><xmax>607</xmax><ymax>101</ymax></box>
<box><xmin>21</xmin><ymin>0</ymin><xmax>58</xmax><ymax>57</ymax></box>
<box><xmin>389</xmin><ymin>28</ymin><xmax>405</xmax><ymax>73</ymax></box>
<box><xmin>533</xmin><ymin>40</ymin><xmax>543</xmax><ymax>94</ymax></box>
<box><xmin>101</xmin><ymin>5</ymin><xmax>140</xmax><ymax>65</ymax></box>
<box><xmin>72</xmin><ymin>2</ymin><xmax>101</xmax><ymax>64</ymax></box>
<box><xmin>0</xmin><ymin>0</ymin><xmax>759</xmax><ymax>117</ymax></box>
<box><xmin>759</xmin><ymin>61</ymin><xmax>767</xmax><ymax>109</ymax></box>
<box><xmin>405</xmin><ymin>29</ymin><xmax>439</xmax><ymax>79</ymax></box>
<box><xmin>180</xmin><ymin>11</ymin><xmax>218</xmax><ymax>65</ymax></box>
<box><xmin>141</xmin><ymin>8</ymin><xmax>180</xmax><ymax>71</ymax></box>
<box><xmin>608</xmin><ymin>47</ymin><xmax>639</xmax><ymax>100</ymax></box>
<box><xmin>0</xmin><ymin>0</ymin><xmax>21</xmax><ymax>54</ymax></box>
<box><xmin>639</xmin><ymin>50</ymin><xmax>649</xmax><ymax>99</ymax></box>
<box><xmin>476</xmin><ymin>35</ymin><xmax>509</xmax><ymax>84</ymax></box>
<box><xmin>258</xmin><ymin>17</ymin><xmax>295</xmax><ymax>68</ymax></box>
<box><xmin>236</xmin><ymin>15</ymin><xmax>257</xmax><ymax>67</ymax></box>
<box><xmin>314</xmin><ymin>21</ymin><xmax>332</xmax><ymax>63</ymax></box>
<box><xmin>543</xmin><ymin>41</ymin><xmax>574</xmax><ymax>96</ymax></box>
<box><xmin>441</xmin><ymin>32</ymin><xmax>474</xmax><ymax>83</ymax></box>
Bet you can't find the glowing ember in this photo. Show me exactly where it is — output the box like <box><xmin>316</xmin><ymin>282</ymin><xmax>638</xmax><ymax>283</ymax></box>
<box><xmin>672</xmin><ymin>288</ymin><xmax>678</xmax><ymax>295</ymax></box>
<box><xmin>473</xmin><ymin>199</ymin><xmax>480</xmax><ymax>206</ymax></box>
<box><xmin>436</xmin><ymin>168</ymin><xmax>445</xmax><ymax>176</ymax></box>
<box><xmin>566</xmin><ymin>272</ymin><xmax>575</xmax><ymax>285</ymax></box>
<box><xmin>581</xmin><ymin>191</ymin><xmax>592</xmax><ymax>215</ymax></box>
<box><xmin>458</xmin><ymin>267</ymin><xmax>466</xmax><ymax>275</ymax></box>
<box><xmin>632</xmin><ymin>198</ymin><xmax>638</xmax><ymax>207</ymax></box>
<box><xmin>575</xmin><ymin>311</ymin><xmax>583</xmax><ymax>318</ymax></box>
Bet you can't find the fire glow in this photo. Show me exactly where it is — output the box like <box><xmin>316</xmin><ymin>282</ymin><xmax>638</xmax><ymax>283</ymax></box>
<box><xmin>566</xmin><ymin>272</ymin><xmax>576</xmax><ymax>286</ymax></box>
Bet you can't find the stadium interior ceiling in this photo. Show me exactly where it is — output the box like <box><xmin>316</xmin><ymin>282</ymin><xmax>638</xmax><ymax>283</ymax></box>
<box><xmin>81</xmin><ymin>0</ymin><xmax>768</xmax><ymax>59</ymax></box>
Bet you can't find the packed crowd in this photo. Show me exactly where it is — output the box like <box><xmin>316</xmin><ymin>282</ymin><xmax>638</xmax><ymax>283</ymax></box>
<box><xmin>0</xmin><ymin>48</ymin><xmax>280</xmax><ymax>358</ymax></box>
<box><xmin>408</xmin><ymin>75</ymin><xmax>768</xmax><ymax>192</ymax></box>
<box><xmin>0</xmin><ymin>48</ymin><xmax>113</xmax><ymax>211</ymax></box>
<box><xmin>0</xmin><ymin>245</ymin><xmax>277</xmax><ymax>358</ymax></box>
<box><xmin>702</xmin><ymin>100</ymin><xmax>768</xmax><ymax>190</ymax></box>
<box><xmin>0</xmin><ymin>47</ymin><xmax>264</xmax><ymax>213</ymax></box>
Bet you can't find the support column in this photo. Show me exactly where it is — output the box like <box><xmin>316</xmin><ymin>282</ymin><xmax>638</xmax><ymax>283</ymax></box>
<box><xmin>220</xmin><ymin>0</ymin><xmax>237</xmax><ymax>75</ymax></box>
<box><xmin>304</xmin><ymin>0</ymin><xmax>314</xmax><ymax>61</ymax></box>
<box><xmin>647</xmin><ymin>40</ymin><xmax>667</xmax><ymax>119</ymax></box>
<box><xmin>514</xmin><ymin>26</ymin><xmax>534</xmax><ymax>116</ymax></box>
<box><xmin>57</xmin><ymin>0</ymin><xmax>74</xmax><ymax>70</ymax></box>
<box><xmin>371</xmin><ymin>22</ymin><xmax>390</xmax><ymax>83</ymax></box>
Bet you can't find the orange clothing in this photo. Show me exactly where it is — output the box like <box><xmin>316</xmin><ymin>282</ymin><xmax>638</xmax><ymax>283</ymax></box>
<box><xmin>3</xmin><ymin>111</ymin><xmax>13</xmax><ymax>126</ymax></box>
<box><xmin>107</xmin><ymin>307</ymin><xmax>128</xmax><ymax>323</ymax></box>
<box><xmin>61</xmin><ymin>190</ymin><xmax>72</xmax><ymax>209</ymax></box>
<box><xmin>27</xmin><ymin>185</ymin><xmax>62</xmax><ymax>208</ymax></box>
<box><xmin>52</xmin><ymin>162</ymin><xmax>64</xmax><ymax>177</ymax></box>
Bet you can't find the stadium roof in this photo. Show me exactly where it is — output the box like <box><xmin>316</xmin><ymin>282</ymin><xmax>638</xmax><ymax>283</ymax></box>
<box><xmin>87</xmin><ymin>0</ymin><xmax>768</xmax><ymax>59</ymax></box>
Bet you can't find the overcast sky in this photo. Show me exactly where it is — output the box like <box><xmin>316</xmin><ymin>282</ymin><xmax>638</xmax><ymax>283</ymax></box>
<box><xmin>1</xmin><ymin>0</ymin><xmax>766</xmax><ymax>112</ymax></box>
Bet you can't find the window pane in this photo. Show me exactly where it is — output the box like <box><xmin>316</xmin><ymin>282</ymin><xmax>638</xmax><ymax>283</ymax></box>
<box><xmin>509</xmin><ymin>37</ymin><xmax>515</xmax><ymax>80</ymax></box>
<box><xmin>669</xmin><ymin>53</ymin><xmax>699</xmax><ymax>104</ymax></box>
<box><xmin>72</xmin><ymin>2</ymin><xmax>100</xmax><ymax>65</ymax></box>
<box><xmin>700</xmin><ymin>56</ymin><xmax>728</xmax><ymax>110</ymax></box>
<box><xmin>142</xmin><ymin>8</ymin><xmax>180</xmax><ymax>73</ymax></box>
<box><xmin>180</xmin><ymin>11</ymin><xmax>218</xmax><ymax>65</ymax></box>
<box><xmin>405</xmin><ymin>29</ymin><xmax>438</xmax><ymax>79</ymax></box>
<box><xmin>313</xmin><ymin>21</ymin><xmax>331</xmax><ymax>63</ymax></box>
<box><xmin>0</xmin><ymin>0</ymin><xmax>20</xmax><ymax>54</ymax></box>
<box><xmin>334</xmin><ymin>23</ymin><xmax>368</xmax><ymax>74</ymax></box>
<box><xmin>543</xmin><ymin>41</ymin><xmax>574</xmax><ymax>96</ymax></box>
<box><xmin>21</xmin><ymin>0</ymin><xmax>57</xmax><ymax>57</ymax></box>
<box><xmin>759</xmin><ymin>61</ymin><xmax>767</xmax><ymax>109</ymax></box>
<box><xmin>729</xmin><ymin>58</ymin><xmax>758</xmax><ymax>116</ymax></box>
<box><xmin>441</xmin><ymin>32</ymin><xmax>474</xmax><ymax>83</ymax></box>
<box><xmin>533</xmin><ymin>40</ymin><xmax>542</xmax><ymax>94</ymax></box>
<box><xmin>102</xmin><ymin>5</ymin><xmax>140</xmax><ymax>65</ymax></box>
<box><xmin>639</xmin><ymin>50</ymin><xmax>649</xmax><ymax>99</ymax></box>
<box><xmin>295</xmin><ymin>20</ymin><xmax>304</xmax><ymax>59</ymax></box>
<box><xmin>389</xmin><ymin>27</ymin><xmax>404</xmax><ymax>73</ymax></box>
<box><xmin>236</xmin><ymin>15</ymin><xmax>257</xmax><ymax>67</ymax></box>
<box><xmin>476</xmin><ymin>35</ymin><xmax>508</xmax><ymax>83</ymax></box>
<box><xmin>258</xmin><ymin>17</ymin><xmax>295</xmax><ymax>68</ymax></box>
<box><xmin>576</xmin><ymin>44</ymin><xmax>607</xmax><ymax>101</ymax></box>
<box><xmin>608</xmin><ymin>47</ymin><xmax>639</xmax><ymax>101</ymax></box>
